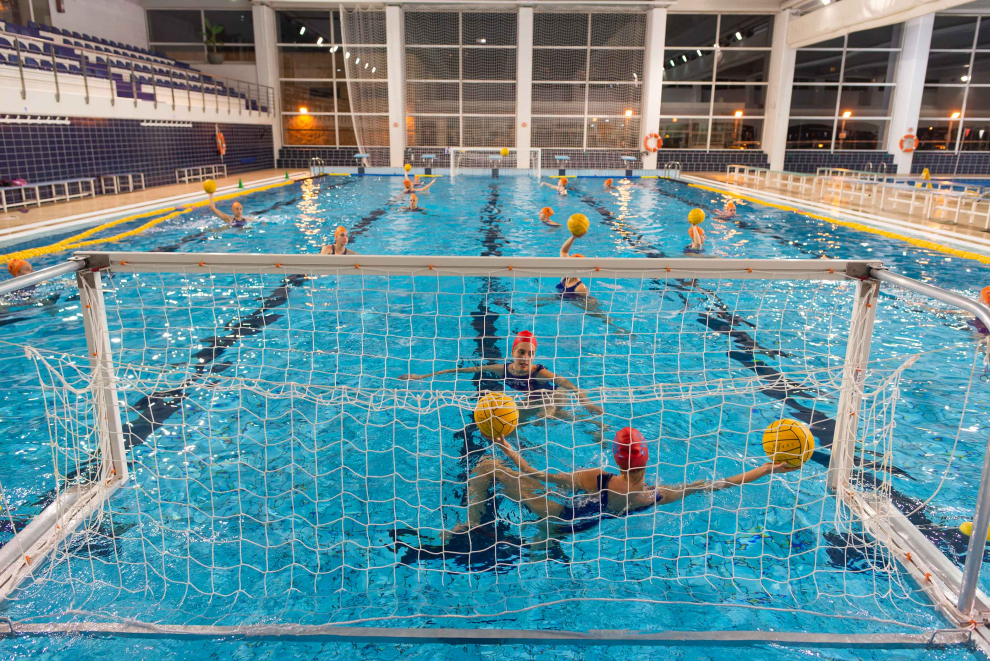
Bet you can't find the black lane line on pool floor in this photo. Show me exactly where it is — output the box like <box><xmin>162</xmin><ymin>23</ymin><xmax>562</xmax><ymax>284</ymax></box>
<box><xmin>5</xmin><ymin>181</ymin><xmax>399</xmax><ymax>547</ymax></box>
<box><xmin>578</xmin><ymin>187</ymin><xmax>981</xmax><ymax>568</ymax></box>
<box><xmin>391</xmin><ymin>181</ymin><xmax>570</xmax><ymax>572</ymax></box>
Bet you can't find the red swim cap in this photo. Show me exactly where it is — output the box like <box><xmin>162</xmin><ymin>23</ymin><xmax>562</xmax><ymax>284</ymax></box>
<box><xmin>613</xmin><ymin>427</ymin><xmax>648</xmax><ymax>470</ymax></box>
<box><xmin>512</xmin><ymin>330</ymin><xmax>537</xmax><ymax>351</ymax></box>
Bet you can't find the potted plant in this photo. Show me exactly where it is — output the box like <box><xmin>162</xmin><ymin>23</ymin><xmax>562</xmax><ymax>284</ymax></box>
<box><xmin>201</xmin><ymin>18</ymin><xmax>225</xmax><ymax>64</ymax></box>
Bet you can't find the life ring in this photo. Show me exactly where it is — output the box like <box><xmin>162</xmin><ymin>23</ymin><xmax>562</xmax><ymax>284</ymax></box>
<box><xmin>643</xmin><ymin>133</ymin><xmax>662</xmax><ymax>153</ymax></box>
<box><xmin>899</xmin><ymin>133</ymin><xmax>918</xmax><ymax>153</ymax></box>
<box><xmin>216</xmin><ymin>127</ymin><xmax>226</xmax><ymax>157</ymax></box>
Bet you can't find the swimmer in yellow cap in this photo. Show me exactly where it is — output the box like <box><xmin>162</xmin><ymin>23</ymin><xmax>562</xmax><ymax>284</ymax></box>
<box><xmin>540</xmin><ymin>177</ymin><xmax>568</xmax><ymax>196</ymax></box>
<box><xmin>538</xmin><ymin>206</ymin><xmax>561</xmax><ymax>228</ymax></box>
<box><xmin>320</xmin><ymin>225</ymin><xmax>358</xmax><ymax>255</ymax></box>
<box><xmin>207</xmin><ymin>192</ymin><xmax>254</xmax><ymax>227</ymax></box>
<box><xmin>6</xmin><ymin>258</ymin><xmax>33</xmax><ymax>278</ymax></box>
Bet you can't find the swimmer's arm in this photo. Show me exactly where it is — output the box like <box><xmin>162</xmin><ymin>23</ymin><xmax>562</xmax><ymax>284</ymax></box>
<box><xmin>207</xmin><ymin>193</ymin><xmax>233</xmax><ymax>223</ymax></box>
<box><xmin>420</xmin><ymin>179</ymin><xmax>437</xmax><ymax>190</ymax></box>
<box><xmin>559</xmin><ymin>235</ymin><xmax>576</xmax><ymax>258</ymax></box>
<box><xmin>398</xmin><ymin>364</ymin><xmax>505</xmax><ymax>380</ymax></box>
<box><xmin>656</xmin><ymin>462</ymin><xmax>798</xmax><ymax>505</ymax></box>
<box><xmin>493</xmin><ymin>435</ymin><xmax>580</xmax><ymax>487</ymax></box>
<box><xmin>541</xmin><ymin>218</ymin><xmax>562</xmax><ymax>227</ymax></box>
<box><xmin>540</xmin><ymin>182</ymin><xmax>556</xmax><ymax>189</ymax></box>
<box><xmin>545</xmin><ymin>372</ymin><xmax>603</xmax><ymax>416</ymax></box>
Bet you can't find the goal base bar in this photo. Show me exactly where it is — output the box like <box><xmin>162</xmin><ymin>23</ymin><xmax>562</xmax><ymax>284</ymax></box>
<box><xmin>0</xmin><ymin>623</ymin><xmax>974</xmax><ymax>648</ymax></box>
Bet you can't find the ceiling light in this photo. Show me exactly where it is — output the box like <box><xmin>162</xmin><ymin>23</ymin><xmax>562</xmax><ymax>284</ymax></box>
<box><xmin>961</xmin><ymin>75</ymin><xmax>969</xmax><ymax>82</ymax></box>
<box><xmin>842</xmin><ymin>111</ymin><xmax>851</xmax><ymax>118</ymax></box>
<box><xmin>697</xmin><ymin>49</ymin><xmax>702</xmax><ymax>56</ymax></box>
<box><xmin>317</xmin><ymin>37</ymin><xmax>323</xmax><ymax>45</ymax></box>
<box><xmin>822</xmin><ymin>0</ymin><xmax>831</xmax><ymax>5</ymax></box>
<box><xmin>365</xmin><ymin>62</ymin><xmax>369</xmax><ymax>68</ymax></box>
<box><xmin>478</xmin><ymin>38</ymin><xmax>486</xmax><ymax>44</ymax></box>
<box><xmin>299</xmin><ymin>107</ymin><xmax>308</xmax><ymax>114</ymax></box>
<box><xmin>355</xmin><ymin>57</ymin><xmax>360</xmax><ymax>64</ymax></box>
<box><xmin>345</xmin><ymin>51</ymin><xmax>350</xmax><ymax>59</ymax></box>
<box><xmin>669</xmin><ymin>59</ymin><xmax>675</xmax><ymax>66</ymax></box>
<box><xmin>371</xmin><ymin>67</ymin><xmax>376</xmax><ymax>73</ymax></box>
<box><xmin>682</xmin><ymin>54</ymin><xmax>688</xmax><ymax>62</ymax></box>
<box><xmin>625</xmin><ymin>109</ymin><xmax>633</xmax><ymax>117</ymax></box>
<box><xmin>951</xmin><ymin>111</ymin><xmax>961</xmax><ymax>119</ymax></box>
<box><xmin>735</xmin><ymin>32</ymin><xmax>743</xmax><ymax>41</ymax></box>
<box><xmin>734</xmin><ymin>110</ymin><xmax>743</xmax><ymax>117</ymax></box>
<box><xmin>299</xmin><ymin>27</ymin><xmax>306</xmax><ymax>35</ymax></box>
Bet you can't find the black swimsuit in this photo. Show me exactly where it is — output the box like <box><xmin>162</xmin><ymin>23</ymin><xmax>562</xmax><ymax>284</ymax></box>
<box><xmin>556</xmin><ymin>473</ymin><xmax>662</xmax><ymax>534</ymax></box>
<box><xmin>503</xmin><ymin>363</ymin><xmax>555</xmax><ymax>393</ymax></box>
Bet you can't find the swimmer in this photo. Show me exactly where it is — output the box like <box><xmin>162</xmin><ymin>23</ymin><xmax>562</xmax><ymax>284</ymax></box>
<box><xmin>537</xmin><ymin>206</ymin><xmax>561</xmax><ymax>228</ymax></box>
<box><xmin>688</xmin><ymin>208</ymin><xmax>706</xmax><ymax>251</ymax></box>
<box><xmin>604</xmin><ymin>178</ymin><xmax>614</xmax><ymax>190</ymax></box>
<box><xmin>207</xmin><ymin>192</ymin><xmax>254</xmax><ymax>227</ymax></box>
<box><xmin>972</xmin><ymin>286</ymin><xmax>990</xmax><ymax>334</ymax></box>
<box><xmin>402</xmin><ymin>175</ymin><xmax>436</xmax><ymax>195</ymax></box>
<box><xmin>403</xmin><ymin>193</ymin><xmax>423</xmax><ymax>211</ymax></box>
<box><xmin>6</xmin><ymin>258</ymin><xmax>33</xmax><ymax>278</ymax></box>
<box><xmin>320</xmin><ymin>225</ymin><xmax>358</xmax><ymax>255</ymax></box>
<box><xmin>555</xmin><ymin>234</ymin><xmax>627</xmax><ymax>333</ymax></box>
<box><xmin>399</xmin><ymin>330</ymin><xmax>603</xmax><ymax>424</ymax></box>
<box><xmin>450</xmin><ymin>427</ymin><xmax>797</xmax><ymax>543</ymax></box>
<box><xmin>716</xmin><ymin>200</ymin><xmax>737</xmax><ymax>218</ymax></box>
<box><xmin>540</xmin><ymin>177</ymin><xmax>568</xmax><ymax>196</ymax></box>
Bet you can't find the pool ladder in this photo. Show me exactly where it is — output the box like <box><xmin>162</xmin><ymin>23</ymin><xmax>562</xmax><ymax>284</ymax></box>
<box><xmin>309</xmin><ymin>157</ymin><xmax>325</xmax><ymax>175</ymax></box>
<box><xmin>663</xmin><ymin>161</ymin><xmax>682</xmax><ymax>179</ymax></box>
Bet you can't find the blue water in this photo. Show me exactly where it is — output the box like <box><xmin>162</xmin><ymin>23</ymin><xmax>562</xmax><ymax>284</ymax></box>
<box><xmin>1</xmin><ymin>175</ymin><xmax>989</xmax><ymax>659</ymax></box>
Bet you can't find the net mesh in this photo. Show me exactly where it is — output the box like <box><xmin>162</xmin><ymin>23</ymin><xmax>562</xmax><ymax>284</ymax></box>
<box><xmin>532</xmin><ymin>12</ymin><xmax>645</xmax><ymax>150</ymax></box>
<box><xmin>1</xmin><ymin>260</ymin><xmax>945</xmax><ymax>634</ymax></box>
<box><xmin>405</xmin><ymin>11</ymin><xmax>518</xmax><ymax>148</ymax></box>
<box><xmin>342</xmin><ymin>8</ymin><xmax>390</xmax><ymax>149</ymax></box>
<box><xmin>450</xmin><ymin>148</ymin><xmax>541</xmax><ymax>177</ymax></box>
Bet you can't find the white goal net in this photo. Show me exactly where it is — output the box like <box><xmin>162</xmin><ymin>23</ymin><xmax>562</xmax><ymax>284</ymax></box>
<box><xmin>451</xmin><ymin>148</ymin><xmax>542</xmax><ymax>177</ymax></box>
<box><xmin>0</xmin><ymin>253</ymin><xmax>963</xmax><ymax>643</ymax></box>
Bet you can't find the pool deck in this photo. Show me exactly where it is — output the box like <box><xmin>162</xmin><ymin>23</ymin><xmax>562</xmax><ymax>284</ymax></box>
<box><xmin>0</xmin><ymin>168</ymin><xmax>309</xmax><ymax>246</ymax></box>
<box><xmin>686</xmin><ymin>172</ymin><xmax>990</xmax><ymax>259</ymax></box>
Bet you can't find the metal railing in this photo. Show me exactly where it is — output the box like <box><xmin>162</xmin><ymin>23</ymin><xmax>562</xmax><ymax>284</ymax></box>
<box><xmin>663</xmin><ymin>161</ymin><xmax>681</xmax><ymax>178</ymax></box>
<box><xmin>1</xmin><ymin>27</ymin><xmax>274</xmax><ymax>118</ymax></box>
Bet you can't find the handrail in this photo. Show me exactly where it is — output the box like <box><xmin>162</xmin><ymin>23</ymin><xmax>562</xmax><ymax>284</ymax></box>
<box><xmin>0</xmin><ymin>27</ymin><xmax>273</xmax><ymax>118</ymax></box>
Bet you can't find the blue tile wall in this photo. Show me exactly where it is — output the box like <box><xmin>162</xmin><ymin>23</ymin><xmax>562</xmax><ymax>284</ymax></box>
<box><xmin>656</xmin><ymin>150</ymin><xmax>767</xmax><ymax>173</ymax></box>
<box><xmin>0</xmin><ymin>116</ymin><xmax>274</xmax><ymax>189</ymax></box>
<box><xmin>911</xmin><ymin>152</ymin><xmax>990</xmax><ymax>175</ymax></box>
<box><xmin>784</xmin><ymin>151</ymin><xmax>894</xmax><ymax>174</ymax></box>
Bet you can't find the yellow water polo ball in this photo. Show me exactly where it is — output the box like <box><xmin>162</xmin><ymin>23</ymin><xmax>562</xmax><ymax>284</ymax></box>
<box><xmin>567</xmin><ymin>213</ymin><xmax>590</xmax><ymax>238</ymax></box>
<box><xmin>474</xmin><ymin>392</ymin><xmax>519</xmax><ymax>439</ymax></box>
<box><xmin>762</xmin><ymin>418</ymin><xmax>814</xmax><ymax>467</ymax></box>
<box><xmin>203</xmin><ymin>179</ymin><xmax>217</xmax><ymax>195</ymax></box>
<box><xmin>688</xmin><ymin>208</ymin><xmax>705</xmax><ymax>225</ymax></box>
<box><xmin>404</xmin><ymin>163</ymin><xmax>412</xmax><ymax>172</ymax></box>
<box><xmin>500</xmin><ymin>147</ymin><xmax>510</xmax><ymax>157</ymax></box>
<box><xmin>959</xmin><ymin>522</ymin><xmax>990</xmax><ymax>540</ymax></box>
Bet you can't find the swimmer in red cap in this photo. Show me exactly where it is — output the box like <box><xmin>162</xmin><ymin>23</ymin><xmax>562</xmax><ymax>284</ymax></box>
<box><xmin>399</xmin><ymin>330</ymin><xmax>602</xmax><ymax>421</ymax></box>
<box><xmin>454</xmin><ymin>427</ymin><xmax>797</xmax><ymax>542</ymax></box>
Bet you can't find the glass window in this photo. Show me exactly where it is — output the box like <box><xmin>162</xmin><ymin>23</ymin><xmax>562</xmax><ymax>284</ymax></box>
<box><xmin>658</xmin><ymin>118</ymin><xmax>710</xmax><ymax>149</ymax></box>
<box><xmin>406</xmin><ymin>48</ymin><xmax>460</xmax><ymax>80</ymax></box>
<box><xmin>586</xmin><ymin>116</ymin><xmax>640</xmax><ymax>149</ymax></box>
<box><xmin>279</xmin><ymin>48</ymin><xmax>334</xmax><ymax>79</ymax></box>
<box><xmin>405</xmin><ymin>12</ymin><xmax>459</xmax><ymax>45</ymax></box>
<box><xmin>531</xmin><ymin>116</ymin><xmax>585</xmax><ymax>148</ymax></box>
<box><xmin>916</xmin><ymin>121</ymin><xmax>958</xmax><ymax>151</ymax></box>
<box><xmin>663</xmin><ymin>49</ymin><xmax>715</xmax><ymax>82</ymax></box>
<box><xmin>847</xmin><ymin>25</ymin><xmax>900</xmax><ymax>49</ymax></box>
<box><xmin>588</xmin><ymin>83</ymin><xmax>642</xmax><ymax>116</ymax></box>
<box><xmin>718</xmin><ymin>15</ymin><xmax>774</xmax><ymax>48</ymax></box>
<box><xmin>281</xmin><ymin>82</ymin><xmax>335</xmax><ymax>114</ymax></box>
<box><xmin>711</xmin><ymin>84</ymin><xmax>765</xmax><ymax>115</ymax></box>
<box><xmin>979</xmin><ymin>17</ymin><xmax>990</xmax><ymax>48</ymax></box>
<box><xmin>920</xmin><ymin>85</ymin><xmax>967</xmax><ymax>116</ymax></box>
<box><xmin>533</xmin><ymin>49</ymin><xmax>587</xmax><ymax>82</ymax></box>
<box><xmin>839</xmin><ymin>85</ymin><xmax>894</xmax><ymax>116</ymax></box>
<box><xmin>147</xmin><ymin>10</ymin><xmax>202</xmax><ymax>43</ymax></box>
<box><xmin>204</xmin><ymin>11</ymin><xmax>253</xmax><ymax>44</ymax></box>
<box><xmin>277</xmin><ymin>11</ymin><xmax>334</xmax><ymax>45</ymax></box>
<box><xmin>971</xmin><ymin>52</ymin><xmax>990</xmax><ymax>85</ymax></box>
<box><xmin>834</xmin><ymin>119</ymin><xmax>887</xmax><ymax>149</ymax></box>
<box><xmin>805</xmin><ymin>37</ymin><xmax>844</xmax><ymax>49</ymax></box>
<box><xmin>842</xmin><ymin>51</ymin><xmax>898</xmax><ymax>84</ymax></box>
<box><xmin>665</xmin><ymin>15</ymin><xmax>718</xmax><ymax>47</ymax></box>
<box><xmin>589</xmin><ymin>48</ymin><xmax>643</xmax><ymax>82</ymax></box>
<box><xmin>284</xmin><ymin>114</ymin><xmax>336</xmax><ymax>146</ymax></box>
<box><xmin>463</xmin><ymin>83</ymin><xmax>516</xmax><ymax>115</ymax></box>
<box><xmin>710</xmin><ymin>118</ymin><xmax>762</xmax><ymax>149</ymax></box>
<box><xmin>532</xmin><ymin>83</ymin><xmax>586</xmax><ymax>115</ymax></box>
<box><xmin>463</xmin><ymin>48</ymin><xmax>518</xmax><ymax>81</ymax></box>
<box><xmin>591</xmin><ymin>13</ymin><xmax>646</xmax><ymax>47</ymax></box>
<box><xmin>965</xmin><ymin>86</ymin><xmax>990</xmax><ymax>116</ymax></box>
<box><xmin>962</xmin><ymin>122</ymin><xmax>990</xmax><ymax>150</ymax></box>
<box><xmin>407</xmin><ymin>115</ymin><xmax>460</xmax><ymax>146</ymax></box>
<box><xmin>534</xmin><ymin>13</ymin><xmax>588</xmax><ymax>46</ymax></box>
<box><xmin>925</xmin><ymin>52</ymin><xmax>973</xmax><ymax>84</ymax></box>
<box><xmin>931</xmin><ymin>16</ymin><xmax>977</xmax><ymax>50</ymax></box>
<box><xmin>659</xmin><ymin>84</ymin><xmax>712</xmax><ymax>116</ymax></box>
<box><xmin>714</xmin><ymin>50</ymin><xmax>769</xmax><ymax>82</ymax></box>
<box><xmin>794</xmin><ymin>51</ymin><xmax>842</xmax><ymax>83</ymax></box>
<box><xmin>790</xmin><ymin>85</ymin><xmax>839</xmax><ymax>116</ymax></box>
<box><xmin>462</xmin><ymin>12</ymin><xmax>517</xmax><ymax>46</ymax></box>
<box><xmin>787</xmin><ymin>119</ymin><xmax>834</xmax><ymax>149</ymax></box>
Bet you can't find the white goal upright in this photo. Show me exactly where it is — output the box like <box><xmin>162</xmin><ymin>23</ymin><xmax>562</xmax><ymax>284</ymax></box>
<box><xmin>450</xmin><ymin>147</ymin><xmax>541</xmax><ymax>178</ymax></box>
<box><xmin>0</xmin><ymin>252</ymin><xmax>988</xmax><ymax>651</ymax></box>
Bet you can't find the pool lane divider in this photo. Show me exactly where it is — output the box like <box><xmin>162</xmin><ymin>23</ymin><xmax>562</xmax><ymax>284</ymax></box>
<box><xmin>686</xmin><ymin>181</ymin><xmax>990</xmax><ymax>266</ymax></box>
<box><xmin>0</xmin><ymin>179</ymin><xmax>299</xmax><ymax>265</ymax></box>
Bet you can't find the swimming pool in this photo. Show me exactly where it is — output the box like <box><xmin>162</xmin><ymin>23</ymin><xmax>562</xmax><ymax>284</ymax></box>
<box><xmin>0</xmin><ymin>175</ymin><xmax>988</xmax><ymax>658</ymax></box>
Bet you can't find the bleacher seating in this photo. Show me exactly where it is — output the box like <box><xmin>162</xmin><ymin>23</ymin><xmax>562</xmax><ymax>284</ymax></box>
<box><xmin>0</xmin><ymin>20</ymin><xmax>269</xmax><ymax>113</ymax></box>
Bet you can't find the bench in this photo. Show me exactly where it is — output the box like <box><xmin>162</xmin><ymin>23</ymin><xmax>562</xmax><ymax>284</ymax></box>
<box><xmin>0</xmin><ymin>177</ymin><xmax>96</xmax><ymax>212</ymax></box>
<box><xmin>176</xmin><ymin>164</ymin><xmax>226</xmax><ymax>185</ymax></box>
<box><xmin>99</xmin><ymin>172</ymin><xmax>145</xmax><ymax>194</ymax></box>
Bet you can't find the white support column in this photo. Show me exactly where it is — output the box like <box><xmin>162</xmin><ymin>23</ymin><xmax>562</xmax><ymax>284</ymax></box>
<box><xmin>385</xmin><ymin>5</ymin><xmax>407</xmax><ymax>168</ymax></box>
<box><xmin>516</xmin><ymin>7</ymin><xmax>534</xmax><ymax>170</ymax></box>
<box><xmin>887</xmin><ymin>15</ymin><xmax>934</xmax><ymax>175</ymax></box>
<box><xmin>764</xmin><ymin>10</ymin><xmax>796</xmax><ymax>172</ymax></box>
<box><xmin>639</xmin><ymin>7</ymin><xmax>666</xmax><ymax>171</ymax></box>
<box><xmin>253</xmin><ymin>5</ymin><xmax>282</xmax><ymax>154</ymax></box>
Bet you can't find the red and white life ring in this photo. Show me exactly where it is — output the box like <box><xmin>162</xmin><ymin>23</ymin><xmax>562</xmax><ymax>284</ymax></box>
<box><xmin>216</xmin><ymin>126</ymin><xmax>226</xmax><ymax>158</ymax></box>
<box><xmin>899</xmin><ymin>133</ymin><xmax>918</xmax><ymax>153</ymax></box>
<box><xmin>643</xmin><ymin>132</ymin><xmax>662</xmax><ymax>153</ymax></box>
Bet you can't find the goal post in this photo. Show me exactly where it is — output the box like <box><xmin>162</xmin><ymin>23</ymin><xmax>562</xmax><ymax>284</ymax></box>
<box><xmin>0</xmin><ymin>251</ymin><xmax>987</xmax><ymax>649</ymax></box>
<box><xmin>450</xmin><ymin>147</ymin><xmax>541</xmax><ymax>178</ymax></box>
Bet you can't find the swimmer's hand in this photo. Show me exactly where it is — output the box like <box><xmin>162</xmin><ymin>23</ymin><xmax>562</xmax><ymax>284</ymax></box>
<box><xmin>584</xmin><ymin>403</ymin><xmax>604</xmax><ymax>416</ymax></box>
<box><xmin>764</xmin><ymin>462</ymin><xmax>801</xmax><ymax>475</ymax></box>
<box><xmin>398</xmin><ymin>373</ymin><xmax>423</xmax><ymax>380</ymax></box>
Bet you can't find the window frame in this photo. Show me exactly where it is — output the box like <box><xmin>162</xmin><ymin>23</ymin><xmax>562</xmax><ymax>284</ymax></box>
<box><xmin>146</xmin><ymin>7</ymin><xmax>256</xmax><ymax>63</ymax></box>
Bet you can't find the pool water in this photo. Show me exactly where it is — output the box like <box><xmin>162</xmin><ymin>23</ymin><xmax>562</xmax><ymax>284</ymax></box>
<box><xmin>1</xmin><ymin>175</ymin><xmax>989</xmax><ymax>659</ymax></box>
